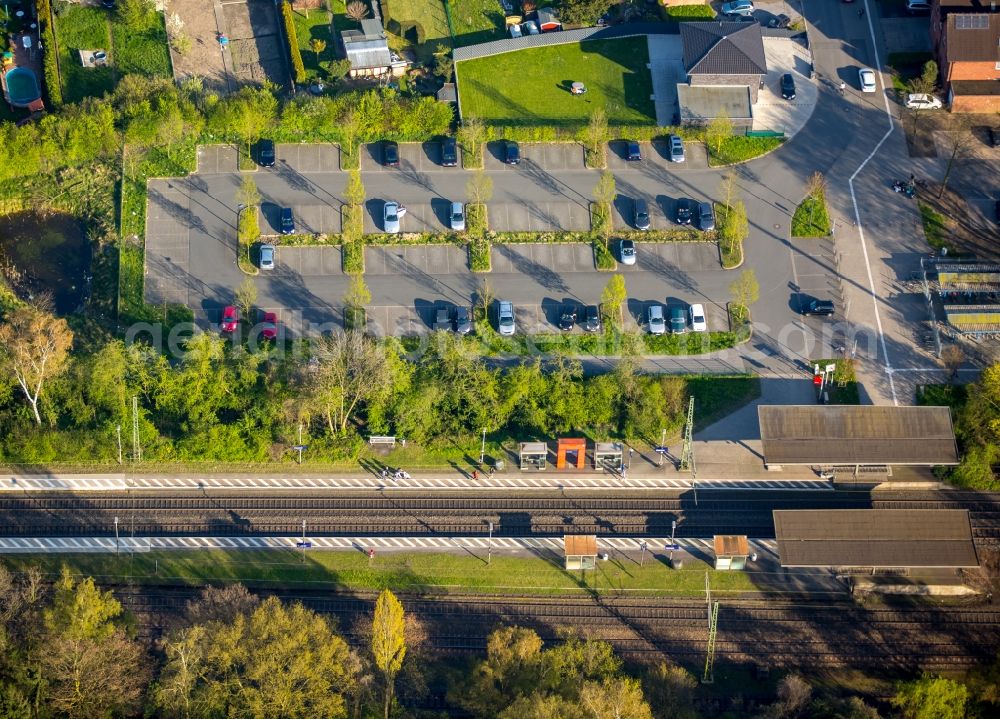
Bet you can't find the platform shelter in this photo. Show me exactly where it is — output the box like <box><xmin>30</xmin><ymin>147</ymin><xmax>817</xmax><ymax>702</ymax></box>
<box><xmin>519</xmin><ymin>442</ymin><xmax>547</xmax><ymax>470</ymax></box>
<box><xmin>564</xmin><ymin>535</ymin><xmax>598</xmax><ymax>570</ymax></box>
<box><xmin>594</xmin><ymin>442</ymin><xmax>623</xmax><ymax>470</ymax></box>
<box><xmin>713</xmin><ymin>535</ymin><xmax>750</xmax><ymax>570</ymax></box>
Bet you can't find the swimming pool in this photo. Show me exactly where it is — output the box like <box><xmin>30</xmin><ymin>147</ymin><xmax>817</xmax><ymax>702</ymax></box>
<box><xmin>5</xmin><ymin>66</ymin><xmax>41</xmax><ymax>106</ymax></box>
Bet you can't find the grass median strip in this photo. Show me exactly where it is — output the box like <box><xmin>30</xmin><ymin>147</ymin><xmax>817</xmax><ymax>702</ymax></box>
<box><xmin>3</xmin><ymin>549</ymin><xmax>762</xmax><ymax>597</ymax></box>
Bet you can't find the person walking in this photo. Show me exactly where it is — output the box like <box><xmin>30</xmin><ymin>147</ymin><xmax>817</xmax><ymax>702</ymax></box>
<box><xmin>472</xmin><ymin>470</ymin><xmax>479</xmax><ymax>480</ymax></box>
<box><xmin>839</xmin><ymin>80</ymin><xmax>846</xmax><ymax>95</ymax></box>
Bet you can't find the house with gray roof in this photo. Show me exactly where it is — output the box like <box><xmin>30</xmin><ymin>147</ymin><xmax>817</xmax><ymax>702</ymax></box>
<box><xmin>340</xmin><ymin>18</ymin><xmax>406</xmax><ymax>77</ymax></box>
<box><xmin>677</xmin><ymin>21</ymin><xmax>767</xmax><ymax>125</ymax></box>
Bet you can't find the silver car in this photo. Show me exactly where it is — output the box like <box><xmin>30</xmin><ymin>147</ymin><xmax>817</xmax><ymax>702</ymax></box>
<box><xmin>648</xmin><ymin>304</ymin><xmax>666</xmax><ymax>335</ymax></box>
<box><xmin>259</xmin><ymin>243</ymin><xmax>275</xmax><ymax>270</ymax></box>
<box><xmin>668</xmin><ymin>134</ymin><xmax>685</xmax><ymax>163</ymax></box>
<box><xmin>858</xmin><ymin>67</ymin><xmax>877</xmax><ymax>93</ymax></box>
<box><xmin>498</xmin><ymin>300</ymin><xmax>515</xmax><ymax>336</ymax></box>
<box><xmin>383</xmin><ymin>201</ymin><xmax>402</xmax><ymax>233</ymax></box>
<box><xmin>450</xmin><ymin>201</ymin><xmax>465</xmax><ymax>231</ymax></box>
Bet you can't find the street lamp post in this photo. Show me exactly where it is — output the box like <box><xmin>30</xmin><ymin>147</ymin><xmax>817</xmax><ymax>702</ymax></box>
<box><xmin>639</xmin><ymin>540</ymin><xmax>647</xmax><ymax>567</ymax></box>
<box><xmin>488</xmin><ymin>521</ymin><xmax>494</xmax><ymax>565</ymax></box>
<box><xmin>659</xmin><ymin>428</ymin><xmax>666</xmax><ymax>467</ymax></box>
<box><xmin>628</xmin><ymin>447</ymin><xmax>634</xmax><ymax>469</ymax></box>
<box><xmin>480</xmin><ymin>429</ymin><xmax>487</xmax><ymax>464</ymax></box>
<box><xmin>301</xmin><ymin>519</ymin><xmax>307</xmax><ymax>563</ymax></box>
<box><xmin>116</xmin><ymin>424</ymin><xmax>122</xmax><ymax>465</ymax></box>
<box><xmin>669</xmin><ymin>520</ymin><xmax>677</xmax><ymax>564</ymax></box>
<box><xmin>114</xmin><ymin>516</ymin><xmax>119</xmax><ymax>555</ymax></box>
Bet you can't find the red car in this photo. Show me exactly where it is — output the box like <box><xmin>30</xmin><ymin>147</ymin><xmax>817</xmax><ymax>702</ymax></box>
<box><xmin>261</xmin><ymin>311</ymin><xmax>278</xmax><ymax>340</ymax></box>
<box><xmin>220</xmin><ymin>305</ymin><xmax>239</xmax><ymax>333</ymax></box>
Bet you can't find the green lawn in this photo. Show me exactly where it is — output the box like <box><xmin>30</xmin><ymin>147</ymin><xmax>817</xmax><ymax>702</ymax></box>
<box><xmin>791</xmin><ymin>194</ymin><xmax>831</xmax><ymax>237</ymax></box>
<box><xmin>458</xmin><ymin>38</ymin><xmax>656</xmax><ymax>126</ymax></box>
<box><xmin>664</xmin><ymin>4</ymin><xmax>716</xmax><ymax>21</ymax></box>
<box><xmin>708</xmin><ymin>136</ymin><xmax>784</xmax><ymax>166</ymax></box>
<box><xmin>53</xmin><ymin>3</ymin><xmax>114</xmax><ymax>103</ymax></box>
<box><xmin>291</xmin><ymin>4</ymin><xmax>337</xmax><ymax>81</ymax></box>
<box><xmin>2</xmin><ymin>549</ymin><xmax>761</xmax><ymax>597</ymax></box>
<box><xmin>918</xmin><ymin>200</ymin><xmax>954</xmax><ymax>253</ymax></box>
<box><xmin>387</xmin><ymin>0</ymin><xmax>451</xmax><ymax>47</ymax></box>
<box><xmin>450</xmin><ymin>0</ymin><xmax>504</xmax><ymax>46</ymax></box>
<box><xmin>111</xmin><ymin>11</ymin><xmax>172</xmax><ymax>77</ymax></box>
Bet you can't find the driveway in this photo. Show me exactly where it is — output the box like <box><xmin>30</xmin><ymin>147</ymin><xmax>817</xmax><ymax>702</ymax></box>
<box><xmin>754</xmin><ymin>37</ymin><xmax>818</xmax><ymax>135</ymax></box>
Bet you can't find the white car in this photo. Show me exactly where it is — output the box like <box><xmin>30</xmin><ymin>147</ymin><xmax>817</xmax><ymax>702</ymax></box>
<box><xmin>858</xmin><ymin>68</ymin><xmax>877</xmax><ymax>93</ymax></box>
<box><xmin>721</xmin><ymin>0</ymin><xmax>754</xmax><ymax>16</ymax></box>
<box><xmin>689</xmin><ymin>303</ymin><xmax>707</xmax><ymax>333</ymax></box>
<box><xmin>905</xmin><ymin>93</ymin><xmax>942</xmax><ymax>110</ymax></box>
<box><xmin>498</xmin><ymin>300</ymin><xmax>515</xmax><ymax>336</ymax></box>
<box><xmin>449</xmin><ymin>201</ymin><xmax>465</xmax><ymax>232</ymax></box>
<box><xmin>648</xmin><ymin>305</ymin><xmax>666</xmax><ymax>335</ymax></box>
<box><xmin>383</xmin><ymin>201</ymin><xmax>403</xmax><ymax>233</ymax></box>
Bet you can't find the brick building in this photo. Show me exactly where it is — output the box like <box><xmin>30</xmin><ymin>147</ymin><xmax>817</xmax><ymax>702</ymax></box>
<box><xmin>930</xmin><ymin>1</ymin><xmax>1000</xmax><ymax>111</ymax></box>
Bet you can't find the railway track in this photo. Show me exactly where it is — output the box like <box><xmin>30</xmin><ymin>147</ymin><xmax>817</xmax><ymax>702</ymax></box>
<box><xmin>3</xmin><ymin>490</ymin><xmax>1000</xmax><ymax>538</ymax></box>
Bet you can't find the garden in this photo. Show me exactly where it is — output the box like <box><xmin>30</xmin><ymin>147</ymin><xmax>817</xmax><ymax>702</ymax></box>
<box><xmin>457</xmin><ymin>38</ymin><xmax>657</xmax><ymax>126</ymax></box>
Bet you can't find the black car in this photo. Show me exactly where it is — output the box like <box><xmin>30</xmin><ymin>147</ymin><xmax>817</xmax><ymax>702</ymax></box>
<box><xmin>383</xmin><ymin>141</ymin><xmax>399</xmax><ymax>167</ymax></box>
<box><xmin>433</xmin><ymin>308</ymin><xmax>451</xmax><ymax>331</ymax></box>
<box><xmin>257</xmin><ymin>139</ymin><xmax>275</xmax><ymax>167</ymax></box>
<box><xmin>583</xmin><ymin>305</ymin><xmax>601</xmax><ymax>332</ymax></box>
<box><xmin>441</xmin><ymin>137</ymin><xmax>458</xmax><ymax>167</ymax></box>
<box><xmin>633</xmin><ymin>198</ymin><xmax>650</xmax><ymax>231</ymax></box>
<box><xmin>504</xmin><ymin>141</ymin><xmax>520</xmax><ymax>165</ymax></box>
<box><xmin>558</xmin><ymin>306</ymin><xmax>577</xmax><ymax>331</ymax></box>
<box><xmin>280</xmin><ymin>207</ymin><xmax>295</xmax><ymax>234</ymax></box>
<box><xmin>675</xmin><ymin>198</ymin><xmax>694</xmax><ymax>225</ymax></box>
<box><xmin>454</xmin><ymin>306</ymin><xmax>472</xmax><ymax>334</ymax></box>
<box><xmin>801</xmin><ymin>298</ymin><xmax>835</xmax><ymax>316</ymax></box>
<box><xmin>668</xmin><ymin>306</ymin><xmax>687</xmax><ymax>334</ymax></box>
<box><xmin>626</xmin><ymin>141</ymin><xmax>641</xmax><ymax>161</ymax></box>
<box><xmin>768</xmin><ymin>13</ymin><xmax>790</xmax><ymax>28</ymax></box>
<box><xmin>781</xmin><ymin>73</ymin><xmax>796</xmax><ymax>100</ymax></box>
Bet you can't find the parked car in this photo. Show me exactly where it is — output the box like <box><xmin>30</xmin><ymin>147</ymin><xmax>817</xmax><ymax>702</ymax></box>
<box><xmin>454</xmin><ymin>306</ymin><xmax>472</xmax><ymax>334</ymax></box>
<box><xmin>633</xmin><ymin>198</ymin><xmax>650</xmax><ymax>231</ymax></box>
<box><xmin>721</xmin><ymin>0</ymin><xmax>754</xmax><ymax>16</ymax></box>
<box><xmin>256</xmin><ymin>139</ymin><xmax>275</xmax><ymax>167</ymax></box>
<box><xmin>781</xmin><ymin>73</ymin><xmax>796</xmax><ymax>100</ymax></box>
<box><xmin>523</xmin><ymin>20</ymin><xmax>539</xmax><ymax>34</ymax></box>
<box><xmin>905</xmin><ymin>93</ymin><xmax>942</xmax><ymax>110</ymax></box>
<box><xmin>626</xmin><ymin>141</ymin><xmax>642</xmax><ymax>161</ymax></box>
<box><xmin>261</xmin><ymin>311</ymin><xmax>278</xmax><ymax>340</ymax></box>
<box><xmin>450</xmin><ymin>201</ymin><xmax>466</xmax><ymax>231</ymax></box>
<box><xmin>668</xmin><ymin>306</ymin><xmax>687</xmax><ymax>334</ymax></box>
<box><xmin>498</xmin><ymin>300</ymin><xmax>516</xmax><ymax>336</ymax></box>
<box><xmin>441</xmin><ymin>137</ymin><xmax>458</xmax><ymax>166</ymax></box>
<box><xmin>906</xmin><ymin>0</ymin><xmax>930</xmax><ymax>12</ymax></box>
<box><xmin>505</xmin><ymin>140</ymin><xmax>520</xmax><ymax>165</ymax></box>
<box><xmin>558</xmin><ymin>305</ymin><xmax>577</xmax><ymax>331</ymax></box>
<box><xmin>689</xmin><ymin>303</ymin><xmax>707</xmax><ymax>333</ymax></box>
<box><xmin>259</xmin><ymin>243</ymin><xmax>275</xmax><ymax>270</ymax></box>
<box><xmin>768</xmin><ymin>13</ymin><xmax>790</xmax><ymax>28</ymax></box>
<box><xmin>620</xmin><ymin>239</ymin><xmax>636</xmax><ymax>265</ymax></box>
<box><xmin>801</xmin><ymin>298</ymin><xmax>835</xmax><ymax>316</ymax></box>
<box><xmin>433</xmin><ymin>308</ymin><xmax>452</xmax><ymax>331</ymax></box>
<box><xmin>583</xmin><ymin>305</ymin><xmax>601</xmax><ymax>332</ymax></box>
<box><xmin>858</xmin><ymin>67</ymin><xmax>877</xmax><ymax>93</ymax></box>
<box><xmin>509</xmin><ymin>22</ymin><xmax>522</xmax><ymax>38</ymax></box>
<box><xmin>697</xmin><ymin>202</ymin><xmax>715</xmax><ymax>231</ymax></box>
<box><xmin>221</xmin><ymin>305</ymin><xmax>239</xmax><ymax>333</ymax></box>
<box><xmin>648</xmin><ymin>304</ymin><xmax>666</xmax><ymax>335</ymax></box>
<box><xmin>383</xmin><ymin>201</ymin><xmax>402</xmax><ymax>233</ymax></box>
<box><xmin>280</xmin><ymin>207</ymin><xmax>294</xmax><ymax>234</ymax></box>
<box><xmin>383</xmin><ymin>140</ymin><xmax>399</xmax><ymax>167</ymax></box>
<box><xmin>675</xmin><ymin>198</ymin><xmax>694</xmax><ymax>225</ymax></box>
<box><xmin>668</xmin><ymin>134</ymin><xmax>685</xmax><ymax>163</ymax></box>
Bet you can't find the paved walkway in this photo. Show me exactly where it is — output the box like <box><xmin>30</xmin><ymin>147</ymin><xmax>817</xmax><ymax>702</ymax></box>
<box><xmin>646</xmin><ymin>34</ymin><xmax>683</xmax><ymax>127</ymax></box>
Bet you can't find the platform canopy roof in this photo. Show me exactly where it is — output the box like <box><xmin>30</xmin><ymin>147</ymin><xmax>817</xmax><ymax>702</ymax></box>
<box><xmin>773</xmin><ymin>509</ymin><xmax>979</xmax><ymax>568</ymax></box>
<box><xmin>758</xmin><ymin>405</ymin><xmax>958</xmax><ymax>466</ymax></box>
<box><xmin>564</xmin><ymin>535</ymin><xmax>597</xmax><ymax>557</ymax></box>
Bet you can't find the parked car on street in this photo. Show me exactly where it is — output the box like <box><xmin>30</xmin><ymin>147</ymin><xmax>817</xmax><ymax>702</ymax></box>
<box><xmin>689</xmin><ymin>303</ymin><xmax>707</xmax><ymax>332</ymax></box>
<box><xmin>781</xmin><ymin>73</ymin><xmax>796</xmax><ymax>100</ymax></box>
<box><xmin>383</xmin><ymin>140</ymin><xmax>399</xmax><ymax>167</ymax></box>
<box><xmin>721</xmin><ymin>0</ymin><xmax>754</xmax><ymax>17</ymax></box>
<box><xmin>523</xmin><ymin>20</ymin><xmax>539</xmax><ymax>34</ymax></box>
<box><xmin>221</xmin><ymin>306</ymin><xmax>239</xmax><ymax>333</ymax></box>
<box><xmin>383</xmin><ymin>201</ymin><xmax>402</xmax><ymax>233</ymax></box>
<box><xmin>648</xmin><ymin>304</ymin><xmax>666</xmax><ymax>335</ymax></box>
<box><xmin>620</xmin><ymin>239</ymin><xmax>636</xmax><ymax>265</ymax></box>
<box><xmin>801</xmin><ymin>297</ymin><xmax>835</xmax><ymax>316</ymax></box>
<box><xmin>633</xmin><ymin>198</ymin><xmax>650</xmax><ymax>230</ymax></box>
<box><xmin>280</xmin><ymin>207</ymin><xmax>294</xmax><ymax>234</ymax></box>
<box><xmin>454</xmin><ymin>306</ymin><xmax>472</xmax><ymax>334</ymax></box>
<box><xmin>498</xmin><ymin>300</ymin><xmax>516</xmax><ymax>335</ymax></box>
<box><xmin>905</xmin><ymin>93</ymin><xmax>942</xmax><ymax>110</ymax></box>
<box><xmin>669</xmin><ymin>306</ymin><xmax>688</xmax><ymax>334</ymax></box>
<box><xmin>449</xmin><ymin>201</ymin><xmax>466</xmax><ymax>231</ymax></box>
<box><xmin>441</xmin><ymin>136</ymin><xmax>458</xmax><ymax>166</ymax></box>
<box><xmin>858</xmin><ymin>67</ymin><xmax>877</xmax><ymax>93</ymax></box>
<box><xmin>259</xmin><ymin>243</ymin><xmax>275</xmax><ymax>270</ymax></box>
<box><xmin>668</xmin><ymin>134</ymin><xmax>685</xmax><ymax>162</ymax></box>
<box><xmin>433</xmin><ymin>308</ymin><xmax>452</xmax><ymax>331</ymax></box>
<box><xmin>675</xmin><ymin>198</ymin><xmax>694</xmax><ymax>225</ymax></box>
<box><xmin>261</xmin><ymin>311</ymin><xmax>278</xmax><ymax>340</ymax></box>
<box><xmin>256</xmin><ymin>139</ymin><xmax>275</xmax><ymax>167</ymax></box>
<box><xmin>697</xmin><ymin>202</ymin><xmax>715</xmax><ymax>231</ymax></box>
<box><xmin>583</xmin><ymin>305</ymin><xmax>601</xmax><ymax>332</ymax></box>
<box><xmin>626</xmin><ymin>141</ymin><xmax>642</xmax><ymax>161</ymax></box>
<box><xmin>505</xmin><ymin>140</ymin><xmax>520</xmax><ymax>165</ymax></box>
<box><xmin>558</xmin><ymin>305</ymin><xmax>577</xmax><ymax>331</ymax></box>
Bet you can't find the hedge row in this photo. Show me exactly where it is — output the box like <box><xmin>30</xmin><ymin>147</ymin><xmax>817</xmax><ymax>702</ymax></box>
<box><xmin>37</xmin><ymin>0</ymin><xmax>62</xmax><ymax>107</ymax></box>
<box><xmin>280</xmin><ymin>1</ymin><xmax>306</xmax><ymax>84</ymax></box>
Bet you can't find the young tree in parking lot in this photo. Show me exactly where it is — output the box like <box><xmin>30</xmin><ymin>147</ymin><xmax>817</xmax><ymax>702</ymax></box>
<box><xmin>457</xmin><ymin>116</ymin><xmax>486</xmax><ymax>164</ymax></box>
<box><xmin>601</xmin><ymin>274</ymin><xmax>627</xmax><ymax>329</ymax></box>
<box><xmin>344</xmin><ymin>273</ymin><xmax>372</xmax><ymax>311</ymax></box>
<box><xmin>234</xmin><ymin>279</ymin><xmax>257</xmax><ymax>320</ymax></box>
<box><xmin>584</xmin><ymin>108</ymin><xmax>608</xmax><ymax>167</ymax></box>
<box><xmin>466</xmin><ymin>169</ymin><xmax>494</xmax><ymax>206</ymax></box>
<box><xmin>345</xmin><ymin>169</ymin><xmax>365</xmax><ymax>207</ymax></box>
<box><xmin>592</xmin><ymin>170</ymin><xmax>616</xmax><ymax>207</ymax></box>
<box><xmin>706</xmin><ymin>110</ymin><xmax>733</xmax><ymax>156</ymax></box>
<box><xmin>237</xmin><ymin>174</ymin><xmax>261</xmax><ymax>209</ymax></box>
<box><xmin>729</xmin><ymin>269</ymin><xmax>759</xmax><ymax>324</ymax></box>
<box><xmin>805</xmin><ymin>171</ymin><xmax>827</xmax><ymax>232</ymax></box>
<box><xmin>0</xmin><ymin>306</ymin><xmax>73</xmax><ymax>425</ymax></box>
<box><xmin>719</xmin><ymin>200</ymin><xmax>748</xmax><ymax>265</ymax></box>
<box><xmin>372</xmin><ymin>589</ymin><xmax>407</xmax><ymax>719</ymax></box>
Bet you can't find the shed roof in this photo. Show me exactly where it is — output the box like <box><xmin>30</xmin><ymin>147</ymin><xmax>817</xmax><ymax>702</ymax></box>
<box><xmin>773</xmin><ymin>510</ymin><xmax>979</xmax><ymax>568</ymax></box>
<box><xmin>680</xmin><ymin>21</ymin><xmax>767</xmax><ymax>75</ymax></box>
<box><xmin>714</xmin><ymin>535</ymin><xmax>749</xmax><ymax>557</ymax></box>
<box><xmin>564</xmin><ymin>535</ymin><xmax>598</xmax><ymax>556</ymax></box>
<box><xmin>758</xmin><ymin>405</ymin><xmax>958</xmax><ymax>466</ymax></box>
<box><xmin>519</xmin><ymin>441</ymin><xmax>547</xmax><ymax>453</ymax></box>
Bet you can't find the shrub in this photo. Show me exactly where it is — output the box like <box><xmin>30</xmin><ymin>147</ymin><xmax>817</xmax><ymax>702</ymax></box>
<box><xmin>37</xmin><ymin>0</ymin><xmax>63</xmax><ymax>107</ymax></box>
<box><xmin>342</xmin><ymin>239</ymin><xmax>365</xmax><ymax>274</ymax></box>
<box><xmin>791</xmin><ymin>196</ymin><xmax>831</xmax><ymax>237</ymax></box>
<box><xmin>590</xmin><ymin>202</ymin><xmax>611</xmax><ymax>239</ymax></box>
<box><xmin>237</xmin><ymin>207</ymin><xmax>260</xmax><ymax>275</ymax></box>
<box><xmin>469</xmin><ymin>239</ymin><xmax>491</xmax><ymax>272</ymax></box>
<box><xmin>593</xmin><ymin>238</ymin><xmax>616</xmax><ymax>271</ymax></box>
<box><xmin>466</xmin><ymin>203</ymin><xmax>488</xmax><ymax>237</ymax></box>
<box><xmin>708</xmin><ymin>136</ymin><xmax>784</xmax><ymax>166</ymax></box>
<box><xmin>280</xmin><ymin>1</ymin><xmax>307</xmax><ymax>84</ymax></box>
<box><xmin>342</xmin><ymin>203</ymin><xmax>364</xmax><ymax>241</ymax></box>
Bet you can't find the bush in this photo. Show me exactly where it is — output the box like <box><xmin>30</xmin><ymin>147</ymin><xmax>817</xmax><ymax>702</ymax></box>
<box><xmin>342</xmin><ymin>204</ymin><xmax>363</xmax><ymax>241</ymax></box>
<box><xmin>466</xmin><ymin>203</ymin><xmax>487</xmax><ymax>237</ymax></box>
<box><xmin>237</xmin><ymin>207</ymin><xmax>260</xmax><ymax>275</ymax></box>
<box><xmin>342</xmin><ymin>240</ymin><xmax>365</xmax><ymax>274</ymax></box>
<box><xmin>37</xmin><ymin>0</ymin><xmax>63</xmax><ymax>107</ymax></box>
<box><xmin>791</xmin><ymin>195</ymin><xmax>831</xmax><ymax>237</ymax></box>
<box><xmin>593</xmin><ymin>238</ymin><xmax>616</xmax><ymax>271</ymax></box>
<box><xmin>708</xmin><ymin>135</ymin><xmax>784</xmax><ymax>166</ymax></box>
<box><xmin>590</xmin><ymin>202</ymin><xmax>611</xmax><ymax>239</ymax></box>
<box><xmin>716</xmin><ymin>202</ymin><xmax>747</xmax><ymax>269</ymax></box>
<box><xmin>281</xmin><ymin>1</ymin><xmax>307</xmax><ymax>84</ymax></box>
<box><xmin>469</xmin><ymin>239</ymin><xmax>491</xmax><ymax>272</ymax></box>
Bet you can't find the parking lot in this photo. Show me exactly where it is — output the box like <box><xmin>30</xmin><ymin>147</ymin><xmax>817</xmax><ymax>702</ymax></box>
<box><xmin>790</xmin><ymin>237</ymin><xmax>845</xmax><ymax>325</ymax></box>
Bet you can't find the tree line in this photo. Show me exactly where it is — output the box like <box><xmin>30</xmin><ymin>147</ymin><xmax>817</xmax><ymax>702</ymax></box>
<box><xmin>0</xmin><ymin>563</ymin><xmax>992</xmax><ymax>719</ymax></box>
